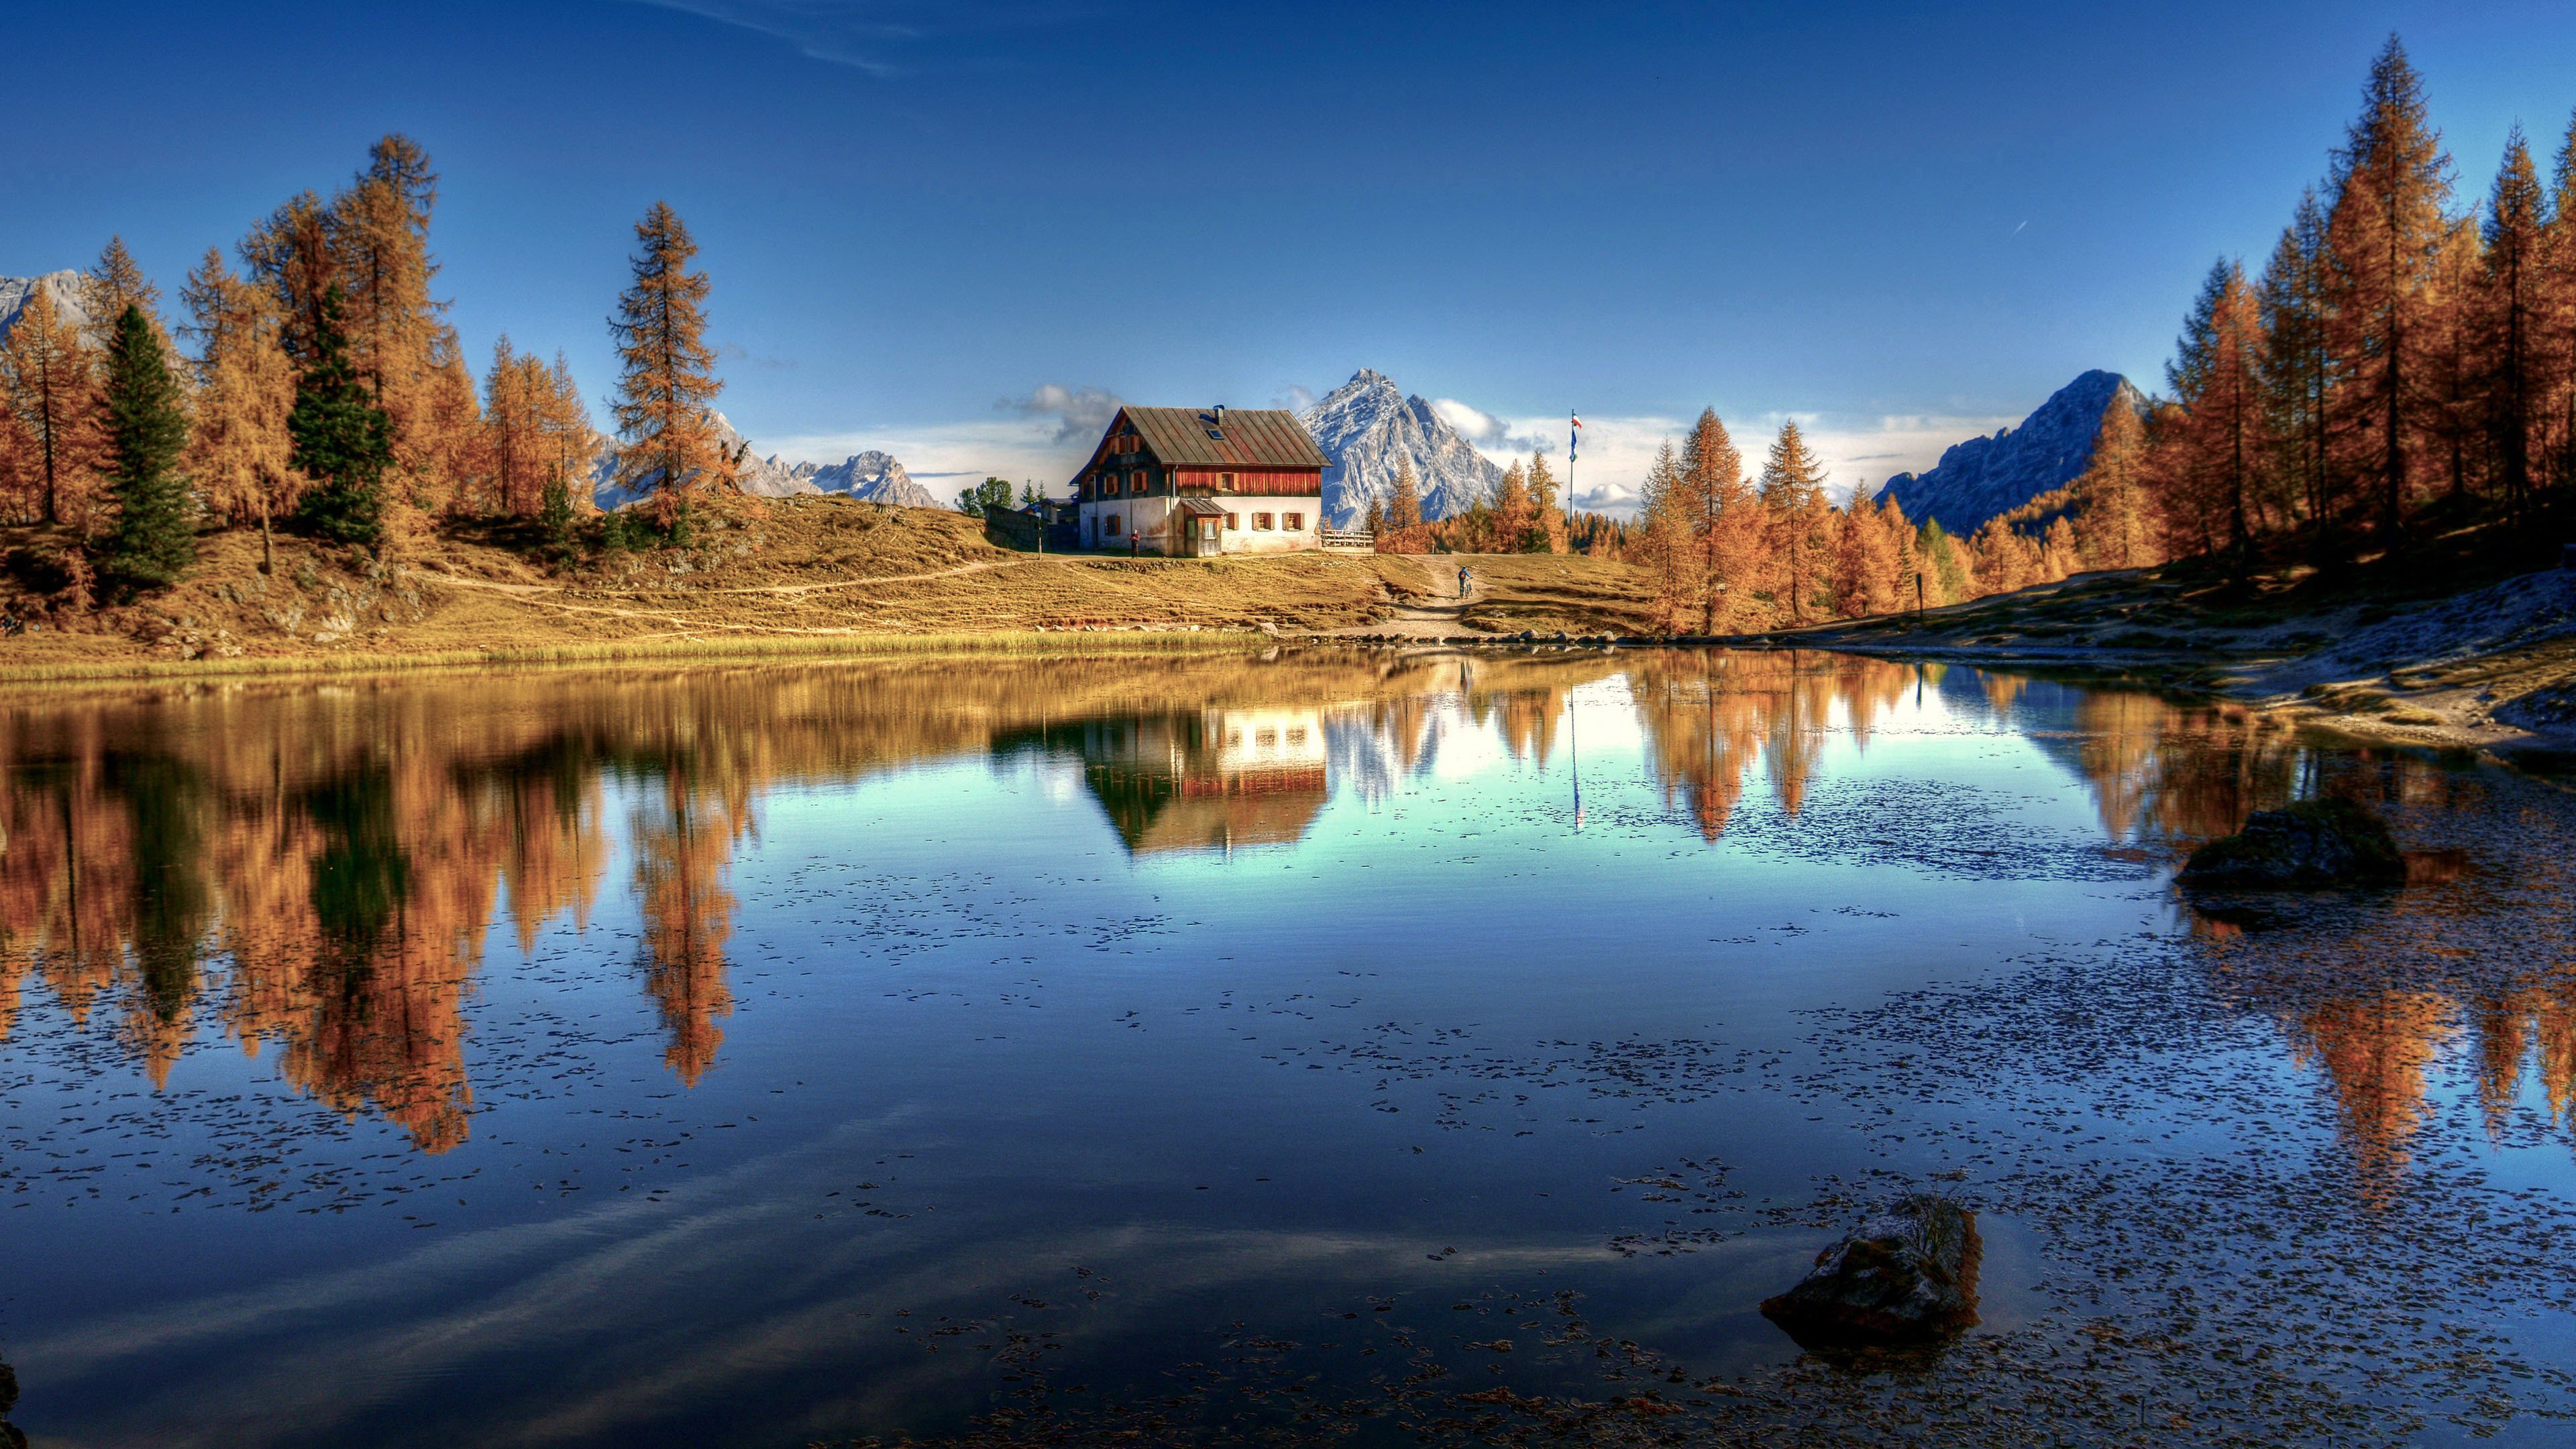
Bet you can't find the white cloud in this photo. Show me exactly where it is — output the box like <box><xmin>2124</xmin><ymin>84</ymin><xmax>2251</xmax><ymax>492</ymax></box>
<box><xmin>1452</xmin><ymin>409</ymin><xmax>2015</xmax><ymax>517</ymax></box>
<box><xmin>764</xmin><ymin>413</ymin><xmax>1096</xmax><ymax>493</ymax></box>
<box><xmin>757</xmin><ymin>398</ymin><xmax>2016</xmax><ymax>517</ymax></box>
<box><xmin>1000</xmin><ymin>382</ymin><xmax>1124</xmax><ymax>443</ymax></box>
<box><xmin>1435</xmin><ymin>398</ymin><xmax>1556</xmax><ymax>457</ymax></box>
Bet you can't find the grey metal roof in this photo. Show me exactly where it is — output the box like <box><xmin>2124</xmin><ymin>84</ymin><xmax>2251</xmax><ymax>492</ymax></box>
<box><xmin>1120</xmin><ymin>407</ymin><xmax>1329</xmax><ymax>470</ymax></box>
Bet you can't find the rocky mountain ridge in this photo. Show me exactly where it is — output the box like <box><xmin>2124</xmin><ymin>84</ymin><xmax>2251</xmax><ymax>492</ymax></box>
<box><xmin>588</xmin><ymin>417</ymin><xmax>933</xmax><ymax>511</ymax></box>
<box><xmin>1</xmin><ymin>271</ymin><xmax>97</xmax><ymax>345</ymax></box>
<box><xmin>803</xmin><ymin>449</ymin><xmax>941</xmax><ymax>508</ymax></box>
<box><xmin>1298</xmin><ymin>368</ymin><xmax>1502</xmax><ymax>527</ymax></box>
<box><xmin>1878</xmin><ymin>370</ymin><xmax>2147</xmax><ymax>537</ymax></box>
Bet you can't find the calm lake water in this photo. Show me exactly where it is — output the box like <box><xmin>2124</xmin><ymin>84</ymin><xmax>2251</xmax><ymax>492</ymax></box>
<box><xmin>1</xmin><ymin>649</ymin><xmax>2571</xmax><ymax>1447</ymax></box>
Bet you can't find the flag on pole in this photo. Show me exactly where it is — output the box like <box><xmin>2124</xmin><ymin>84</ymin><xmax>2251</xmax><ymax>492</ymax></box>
<box><xmin>1569</xmin><ymin>413</ymin><xmax>1582</xmax><ymax>462</ymax></box>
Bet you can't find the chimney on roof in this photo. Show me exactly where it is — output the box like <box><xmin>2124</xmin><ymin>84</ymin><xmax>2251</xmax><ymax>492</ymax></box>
<box><xmin>1214</xmin><ymin>405</ymin><xmax>1225</xmax><ymax>425</ymax></box>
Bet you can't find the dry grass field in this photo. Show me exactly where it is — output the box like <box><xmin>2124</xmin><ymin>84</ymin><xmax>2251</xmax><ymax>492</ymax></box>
<box><xmin>0</xmin><ymin>499</ymin><xmax>1654</xmax><ymax>680</ymax></box>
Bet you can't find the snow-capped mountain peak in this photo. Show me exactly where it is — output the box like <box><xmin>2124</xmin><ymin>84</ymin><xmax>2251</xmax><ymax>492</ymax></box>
<box><xmin>1298</xmin><ymin>368</ymin><xmax>1503</xmax><ymax>526</ymax></box>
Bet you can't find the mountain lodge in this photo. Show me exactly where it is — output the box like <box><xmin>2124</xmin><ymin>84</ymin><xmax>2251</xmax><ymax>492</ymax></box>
<box><xmin>1073</xmin><ymin>406</ymin><xmax>1331</xmax><ymax>555</ymax></box>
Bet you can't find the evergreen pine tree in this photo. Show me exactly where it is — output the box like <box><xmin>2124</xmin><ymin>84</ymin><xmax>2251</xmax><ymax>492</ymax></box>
<box><xmin>97</xmin><ymin>305</ymin><xmax>197</xmax><ymax>590</ymax></box>
<box><xmin>288</xmin><ymin>287</ymin><xmax>394</xmax><ymax>546</ymax></box>
<box><xmin>540</xmin><ymin>467</ymin><xmax>577</xmax><ymax>557</ymax></box>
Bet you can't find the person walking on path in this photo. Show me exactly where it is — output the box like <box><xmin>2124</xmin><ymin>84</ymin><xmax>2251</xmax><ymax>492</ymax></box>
<box><xmin>1456</xmin><ymin>565</ymin><xmax>1471</xmax><ymax>599</ymax></box>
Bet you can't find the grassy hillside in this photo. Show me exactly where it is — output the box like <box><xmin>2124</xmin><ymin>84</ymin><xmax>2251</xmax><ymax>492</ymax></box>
<box><xmin>0</xmin><ymin>499</ymin><xmax>1421</xmax><ymax>678</ymax></box>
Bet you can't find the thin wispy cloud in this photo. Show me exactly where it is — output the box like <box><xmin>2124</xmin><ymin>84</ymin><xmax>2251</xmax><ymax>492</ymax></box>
<box><xmin>624</xmin><ymin>0</ymin><xmax>1089</xmax><ymax>74</ymax></box>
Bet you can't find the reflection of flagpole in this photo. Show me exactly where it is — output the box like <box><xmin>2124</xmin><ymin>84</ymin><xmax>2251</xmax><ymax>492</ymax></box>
<box><xmin>1570</xmin><ymin>690</ymin><xmax>1585</xmax><ymax>830</ymax></box>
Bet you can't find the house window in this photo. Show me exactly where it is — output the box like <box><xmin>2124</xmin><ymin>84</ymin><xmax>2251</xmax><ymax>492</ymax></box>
<box><xmin>1218</xmin><ymin>472</ymin><xmax>1234</xmax><ymax>489</ymax></box>
<box><xmin>1253</xmin><ymin>513</ymin><xmax>1274</xmax><ymax>531</ymax></box>
<box><xmin>1224</xmin><ymin>513</ymin><xmax>1238</xmax><ymax>529</ymax></box>
<box><xmin>1131</xmin><ymin>470</ymin><xmax>1147</xmax><ymax>492</ymax></box>
<box><xmin>1284</xmin><ymin>512</ymin><xmax>1303</xmax><ymax>530</ymax></box>
<box><xmin>1105</xmin><ymin>514</ymin><xmax>1122</xmax><ymax>536</ymax></box>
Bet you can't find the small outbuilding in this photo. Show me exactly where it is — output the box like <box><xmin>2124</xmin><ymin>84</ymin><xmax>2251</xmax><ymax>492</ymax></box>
<box><xmin>1073</xmin><ymin>406</ymin><xmax>1330</xmax><ymax>555</ymax></box>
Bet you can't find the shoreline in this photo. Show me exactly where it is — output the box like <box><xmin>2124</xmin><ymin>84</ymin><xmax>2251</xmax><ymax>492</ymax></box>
<box><xmin>0</xmin><ymin>626</ymin><xmax>1283</xmax><ymax>689</ymax></box>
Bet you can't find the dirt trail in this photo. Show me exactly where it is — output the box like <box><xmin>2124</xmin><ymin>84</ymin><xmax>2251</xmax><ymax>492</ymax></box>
<box><xmin>1325</xmin><ymin>556</ymin><xmax>1486</xmax><ymax>639</ymax></box>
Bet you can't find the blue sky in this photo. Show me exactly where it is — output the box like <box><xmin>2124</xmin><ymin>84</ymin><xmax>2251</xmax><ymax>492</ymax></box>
<box><xmin>9</xmin><ymin>1</ymin><xmax>2575</xmax><ymax>506</ymax></box>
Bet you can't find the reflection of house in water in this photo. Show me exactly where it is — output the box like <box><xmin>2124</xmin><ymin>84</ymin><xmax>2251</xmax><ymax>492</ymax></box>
<box><xmin>1030</xmin><ymin>708</ymin><xmax>1330</xmax><ymax>855</ymax></box>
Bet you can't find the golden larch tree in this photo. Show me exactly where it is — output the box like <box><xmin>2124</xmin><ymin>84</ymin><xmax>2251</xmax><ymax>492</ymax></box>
<box><xmin>179</xmin><ymin>248</ymin><xmax>303</xmax><ymax>571</ymax></box>
<box><xmin>1758</xmin><ymin>421</ymin><xmax>1832</xmax><ymax>622</ymax></box>
<box><xmin>0</xmin><ymin>288</ymin><xmax>108</xmax><ymax>529</ymax></box>
<box><xmin>2471</xmin><ymin>127</ymin><xmax>2555</xmax><ymax>520</ymax></box>
<box><xmin>2164</xmin><ymin>259</ymin><xmax>2269</xmax><ymax>556</ymax></box>
<box><xmin>608</xmin><ymin>201</ymin><xmax>726</xmax><ymax>532</ymax></box>
<box><xmin>80</xmin><ymin>237</ymin><xmax>170</xmax><ymax>354</ymax></box>
<box><xmin>2322</xmin><ymin>36</ymin><xmax>2453</xmax><ymax>551</ymax></box>
<box><xmin>2074</xmin><ymin>398</ymin><xmax>2155</xmax><ymax>569</ymax></box>
<box><xmin>1678</xmin><ymin>408</ymin><xmax>1758</xmax><ymax>632</ymax></box>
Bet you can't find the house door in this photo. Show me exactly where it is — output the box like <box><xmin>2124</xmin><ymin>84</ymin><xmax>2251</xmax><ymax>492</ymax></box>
<box><xmin>1195</xmin><ymin>518</ymin><xmax>1220</xmax><ymax>555</ymax></box>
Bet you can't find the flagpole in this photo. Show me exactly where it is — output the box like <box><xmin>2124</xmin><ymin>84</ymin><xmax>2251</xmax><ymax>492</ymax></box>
<box><xmin>1566</xmin><ymin>411</ymin><xmax>1578</xmax><ymax>542</ymax></box>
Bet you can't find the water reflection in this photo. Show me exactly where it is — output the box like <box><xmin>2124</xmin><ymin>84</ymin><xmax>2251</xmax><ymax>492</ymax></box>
<box><xmin>0</xmin><ymin>649</ymin><xmax>2563</xmax><ymax>1189</ymax></box>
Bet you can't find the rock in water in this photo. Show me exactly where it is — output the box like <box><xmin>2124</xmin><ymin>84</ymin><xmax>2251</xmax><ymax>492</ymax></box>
<box><xmin>1760</xmin><ymin>1195</ymin><xmax>1982</xmax><ymax>1342</ymax></box>
<box><xmin>2178</xmin><ymin>798</ymin><xmax>2404</xmax><ymax>889</ymax></box>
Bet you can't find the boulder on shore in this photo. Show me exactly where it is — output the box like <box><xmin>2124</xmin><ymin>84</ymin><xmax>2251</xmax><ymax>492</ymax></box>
<box><xmin>1760</xmin><ymin>1194</ymin><xmax>1982</xmax><ymax>1343</ymax></box>
<box><xmin>2179</xmin><ymin>798</ymin><xmax>2404</xmax><ymax>889</ymax></box>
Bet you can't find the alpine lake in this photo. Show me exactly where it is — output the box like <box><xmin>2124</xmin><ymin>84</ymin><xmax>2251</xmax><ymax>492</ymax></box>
<box><xmin>1</xmin><ymin>646</ymin><xmax>2572</xmax><ymax>1448</ymax></box>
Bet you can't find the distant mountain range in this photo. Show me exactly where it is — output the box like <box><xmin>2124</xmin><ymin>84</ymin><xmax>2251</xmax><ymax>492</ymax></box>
<box><xmin>1878</xmin><ymin>370</ymin><xmax>2147</xmax><ymax>537</ymax></box>
<box><xmin>792</xmin><ymin>450</ymin><xmax>941</xmax><ymax>508</ymax></box>
<box><xmin>588</xmin><ymin>415</ymin><xmax>934</xmax><ymax>511</ymax></box>
<box><xmin>1299</xmin><ymin>368</ymin><xmax>1502</xmax><ymax>527</ymax></box>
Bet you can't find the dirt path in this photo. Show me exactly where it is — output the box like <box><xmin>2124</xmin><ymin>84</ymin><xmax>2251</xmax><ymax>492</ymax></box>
<box><xmin>1321</xmin><ymin>555</ymin><xmax>1486</xmax><ymax>639</ymax></box>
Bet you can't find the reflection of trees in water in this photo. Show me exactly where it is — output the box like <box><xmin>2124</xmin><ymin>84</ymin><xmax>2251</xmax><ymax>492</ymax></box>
<box><xmin>1629</xmin><ymin>651</ymin><xmax>1912</xmax><ymax>839</ymax></box>
<box><xmin>3</xmin><ymin>653</ymin><xmax>2563</xmax><ymax>1192</ymax></box>
<box><xmin>2282</xmin><ymin>989</ymin><xmax>2456</xmax><ymax>1202</ymax></box>
<box><xmin>2206</xmin><ymin>757</ymin><xmax>2575</xmax><ymax>1196</ymax></box>
<box><xmin>631</xmin><ymin>769</ymin><xmax>745</xmax><ymax>1087</ymax></box>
